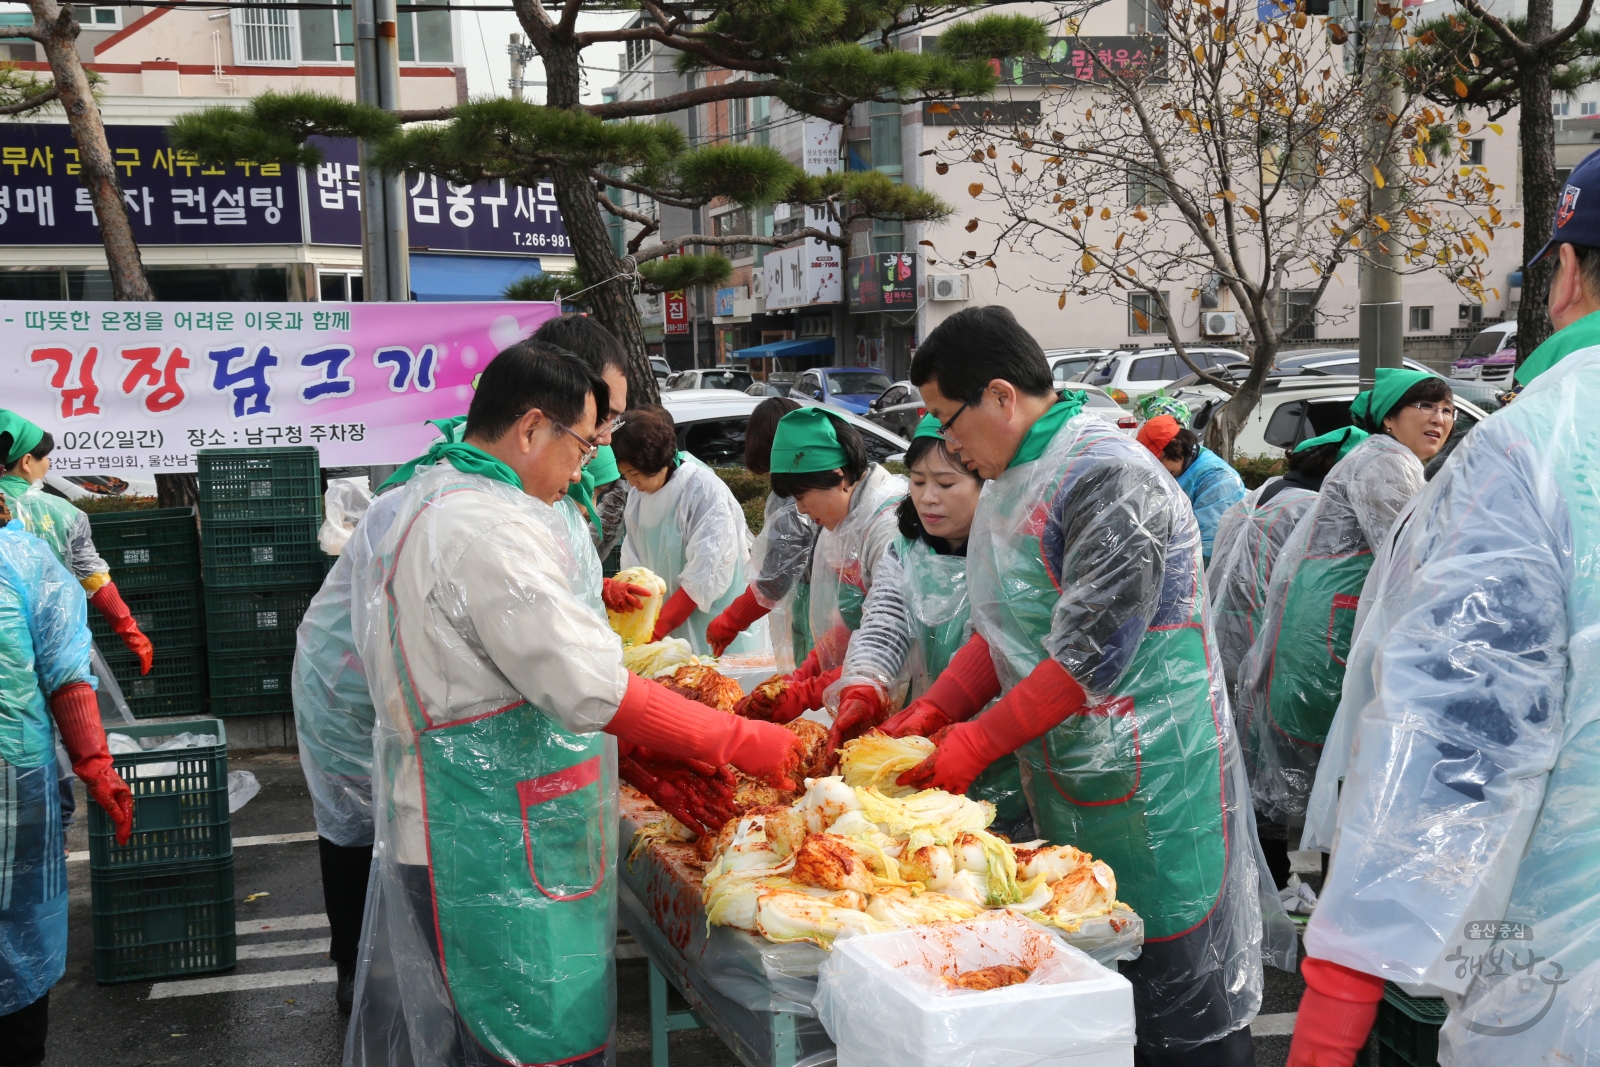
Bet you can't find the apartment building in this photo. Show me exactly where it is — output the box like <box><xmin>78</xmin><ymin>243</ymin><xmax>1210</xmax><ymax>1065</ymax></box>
<box><xmin>0</xmin><ymin>2</ymin><xmax>573</xmax><ymax>302</ymax></box>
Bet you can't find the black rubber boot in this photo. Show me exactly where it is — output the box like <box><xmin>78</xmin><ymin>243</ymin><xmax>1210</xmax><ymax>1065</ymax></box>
<box><xmin>336</xmin><ymin>959</ymin><xmax>356</xmax><ymax>1014</ymax></box>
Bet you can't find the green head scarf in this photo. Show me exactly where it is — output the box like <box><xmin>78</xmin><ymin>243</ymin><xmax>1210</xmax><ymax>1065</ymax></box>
<box><xmin>1136</xmin><ymin>390</ymin><xmax>1191</xmax><ymax>426</ymax></box>
<box><xmin>0</xmin><ymin>410</ymin><xmax>44</xmax><ymax>467</ymax></box>
<box><xmin>1293</xmin><ymin>425</ymin><xmax>1369</xmax><ymax>460</ymax></box>
<box><xmin>770</xmin><ymin>407</ymin><xmax>850</xmax><ymax>474</ymax></box>
<box><xmin>585</xmin><ymin>444</ymin><xmax>619</xmax><ymax>486</ymax></box>
<box><xmin>912</xmin><ymin>412</ymin><xmax>943</xmax><ymax>441</ymax></box>
<box><xmin>1349</xmin><ymin>368</ymin><xmax>1442</xmax><ymax>432</ymax></box>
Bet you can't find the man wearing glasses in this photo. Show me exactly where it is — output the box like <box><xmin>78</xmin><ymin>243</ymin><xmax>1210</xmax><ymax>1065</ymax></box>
<box><xmin>884</xmin><ymin>305</ymin><xmax>1267</xmax><ymax>1067</ymax></box>
<box><xmin>344</xmin><ymin>341</ymin><xmax>803</xmax><ymax>1067</ymax></box>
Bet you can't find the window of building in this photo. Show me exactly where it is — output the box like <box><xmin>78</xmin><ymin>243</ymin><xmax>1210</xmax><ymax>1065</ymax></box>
<box><xmin>1127</xmin><ymin>169</ymin><xmax>1168</xmax><ymax>208</ymax></box>
<box><xmin>397</xmin><ymin>0</ymin><xmax>453</xmax><ymax>62</ymax></box>
<box><xmin>1409</xmin><ymin>306</ymin><xmax>1433</xmax><ymax>332</ymax></box>
<box><xmin>238</xmin><ymin>0</ymin><xmax>448</xmax><ymax>64</ymax></box>
<box><xmin>713</xmin><ymin>208</ymin><xmax>752</xmax><ymax>260</ymax></box>
<box><xmin>869</xmin><ymin>101</ymin><xmax>902</xmax><ymax>181</ymax></box>
<box><xmin>1128</xmin><ymin>291</ymin><xmax>1169</xmax><ymax>335</ymax></box>
<box><xmin>1459</xmin><ymin>303</ymin><xmax>1483</xmax><ymax>326</ymax></box>
<box><xmin>236</xmin><ymin>0</ymin><xmax>297</xmax><ymax>65</ymax></box>
<box><xmin>319</xmin><ymin>271</ymin><xmax>364</xmax><ymax>301</ymax></box>
<box><xmin>1463</xmin><ymin>138</ymin><xmax>1484</xmax><ymax>165</ymax></box>
<box><xmin>1555</xmin><ymin>100</ymin><xmax>1572</xmax><ymax>117</ymax></box>
<box><xmin>1585</xmin><ymin>102</ymin><xmax>1600</xmax><ymax>117</ymax></box>
<box><xmin>77</xmin><ymin>6</ymin><xmax>120</xmax><ymax>28</ymax></box>
<box><xmin>625</xmin><ymin>38</ymin><xmax>651</xmax><ymax>69</ymax></box>
<box><xmin>1128</xmin><ymin>0</ymin><xmax>1165</xmax><ymax>33</ymax></box>
<box><xmin>299</xmin><ymin>0</ymin><xmax>354</xmax><ymax>61</ymax></box>
<box><xmin>751</xmin><ymin>96</ymin><xmax>771</xmax><ymax>147</ymax></box>
<box><xmin>731</xmin><ymin>97</ymin><xmax>748</xmax><ymax>143</ymax></box>
<box><xmin>1276</xmin><ymin>289</ymin><xmax>1317</xmax><ymax>341</ymax></box>
<box><xmin>872</xmin><ymin>216</ymin><xmax>905</xmax><ymax>255</ymax></box>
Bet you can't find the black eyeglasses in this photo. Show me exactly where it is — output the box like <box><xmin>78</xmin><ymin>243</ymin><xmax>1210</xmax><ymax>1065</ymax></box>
<box><xmin>938</xmin><ymin>401</ymin><xmax>971</xmax><ymax>443</ymax></box>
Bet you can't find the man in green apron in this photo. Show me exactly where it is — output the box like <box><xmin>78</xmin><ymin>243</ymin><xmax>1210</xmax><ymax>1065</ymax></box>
<box><xmin>345</xmin><ymin>341</ymin><xmax>803</xmax><ymax>1067</ymax></box>
<box><xmin>894</xmin><ymin>306</ymin><xmax>1265</xmax><ymax>1066</ymax></box>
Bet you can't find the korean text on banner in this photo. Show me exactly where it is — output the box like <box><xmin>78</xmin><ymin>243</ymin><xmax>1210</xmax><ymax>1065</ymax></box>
<box><xmin>0</xmin><ymin>301</ymin><xmax>561</xmax><ymax>474</ymax></box>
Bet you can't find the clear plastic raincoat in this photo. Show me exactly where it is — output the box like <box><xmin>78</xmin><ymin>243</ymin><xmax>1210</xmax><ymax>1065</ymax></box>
<box><xmin>0</xmin><ymin>476</ymin><xmax>109</xmax><ymax>591</ymax></box>
<box><xmin>0</xmin><ymin>523</ymin><xmax>93</xmax><ymax>1014</ymax></box>
<box><xmin>967</xmin><ymin>404</ymin><xmax>1267</xmax><ymax>1052</ymax></box>
<box><xmin>1175</xmin><ymin>446</ymin><xmax>1248</xmax><ymax>563</ymax></box>
<box><xmin>346</xmin><ymin>460</ymin><xmax>624</xmax><ymax>1067</ymax></box>
<box><xmin>806</xmin><ymin>463</ymin><xmax>905</xmax><ymax>672</ymax></box>
<box><xmin>621</xmin><ymin>454</ymin><xmax>757</xmax><ymax>656</ymax></box>
<box><xmin>747</xmin><ymin>492</ymin><xmax>817</xmax><ymax>672</ymax></box>
<box><xmin>291</xmin><ymin>489</ymin><xmax>408</xmax><ymax>849</ymax></box>
<box><xmin>1205</xmin><ymin>479</ymin><xmax>1320</xmax><ymax>705</ymax></box>
<box><xmin>1234</xmin><ymin>433</ymin><xmax>1424</xmax><ymax>825</ymax></box>
<box><xmin>1306</xmin><ymin>345</ymin><xmax>1600</xmax><ymax>1066</ymax></box>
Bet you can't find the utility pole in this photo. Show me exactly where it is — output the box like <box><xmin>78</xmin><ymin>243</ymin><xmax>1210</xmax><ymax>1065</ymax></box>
<box><xmin>508</xmin><ymin>35</ymin><xmax>544</xmax><ymax>101</ymax></box>
<box><xmin>353</xmin><ymin>0</ymin><xmax>409</xmax><ymax>300</ymax></box>
<box><xmin>1356</xmin><ymin>0</ymin><xmax>1404</xmax><ymax>387</ymax></box>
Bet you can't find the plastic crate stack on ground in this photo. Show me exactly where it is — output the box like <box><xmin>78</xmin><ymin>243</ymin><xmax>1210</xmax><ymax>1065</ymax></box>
<box><xmin>87</xmin><ymin>506</ymin><xmax>206</xmax><ymax>719</ymax></box>
<box><xmin>199</xmin><ymin>446</ymin><xmax>323</xmax><ymax>717</ymax></box>
<box><xmin>1358</xmin><ymin>984</ymin><xmax>1448</xmax><ymax>1067</ymax></box>
<box><xmin>88</xmin><ymin>720</ymin><xmax>235</xmax><ymax>984</ymax></box>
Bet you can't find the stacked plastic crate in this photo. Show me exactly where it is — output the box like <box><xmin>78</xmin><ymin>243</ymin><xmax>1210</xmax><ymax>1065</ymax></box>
<box><xmin>199</xmin><ymin>446</ymin><xmax>323</xmax><ymax>716</ymax></box>
<box><xmin>87</xmin><ymin>507</ymin><xmax>205</xmax><ymax>718</ymax></box>
<box><xmin>89</xmin><ymin>719</ymin><xmax>235</xmax><ymax>983</ymax></box>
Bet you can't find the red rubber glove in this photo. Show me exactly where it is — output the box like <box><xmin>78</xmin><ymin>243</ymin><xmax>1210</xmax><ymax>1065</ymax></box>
<box><xmin>736</xmin><ymin>667</ymin><xmax>842</xmax><ymax>724</ymax></box>
<box><xmin>50</xmin><ymin>681</ymin><xmax>134</xmax><ymax>845</ymax></box>
<box><xmin>879</xmin><ymin>634</ymin><xmax>1001</xmax><ymax>738</ymax></box>
<box><xmin>607</xmin><ymin>673</ymin><xmax>806</xmax><ymax>789</ymax></box>
<box><xmin>651</xmin><ymin>587</ymin><xmax>699</xmax><ymax>642</ymax></box>
<box><xmin>899</xmin><ymin>657</ymin><xmax>1086</xmax><ymax>794</ymax></box>
<box><xmin>823</xmin><ymin>684</ymin><xmax>885</xmax><ymax>768</ymax></box>
<box><xmin>790</xmin><ymin>647</ymin><xmax>825</xmax><ymax>681</ymax></box>
<box><xmin>1287</xmin><ymin>957</ymin><xmax>1386</xmax><ymax>1067</ymax></box>
<box><xmin>618</xmin><ymin>748</ymin><xmax>738</xmax><ymax>837</ymax></box>
<box><xmin>91</xmin><ymin>581</ymin><xmax>152</xmax><ymax>674</ymax></box>
<box><xmin>602</xmin><ymin>577</ymin><xmax>653</xmax><ymax>614</ymax></box>
<box><xmin>705</xmin><ymin>587</ymin><xmax>771</xmax><ymax>656</ymax></box>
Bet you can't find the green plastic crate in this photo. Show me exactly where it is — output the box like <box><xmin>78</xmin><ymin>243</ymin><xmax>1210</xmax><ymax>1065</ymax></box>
<box><xmin>100</xmin><ymin>644</ymin><xmax>207</xmax><ymax>720</ymax></box>
<box><xmin>203</xmin><ymin>584</ymin><xmax>319</xmax><ymax>653</ymax></box>
<box><xmin>200</xmin><ymin>517</ymin><xmax>325</xmax><ymax>587</ymax></box>
<box><xmin>89</xmin><ymin>584</ymin><xmax>204</xmax><ymax>648</ymax></box>
<box><xmin>88</xmin><ymin>507</ymin><xmax>200</xmax><ymax>591</ymax></box>
<box><xmin>207</xmin><ymin>649</ymin><xmax>295</xmax><ymax>716</ymax></box>
<box><xmin>198</xmin><ymin>446</ymin><xmax>320</xmax><ymax>521</ymax></box>
<box><xmin>91</xmin><ymin>855</ymin><xmax>236</xmax><ymax>984</ymax></box>
<box><xmin>89</xmin><ymin>719</ymin><xmax>231</xmax><ymax>869</ymax></box>
<box><xmin>1359</xmin><ymin>984</ymin><xmax>1448</xmax><ymax>1067</ymax></box>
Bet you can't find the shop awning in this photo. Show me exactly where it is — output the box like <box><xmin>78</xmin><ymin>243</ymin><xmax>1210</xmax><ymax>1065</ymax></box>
<box><xmin>732</xmin><ymin>338</ymin><xmax>835</xmax><ymax>360</ymax></box>
<box><xmin>408</xmin><ymin>253</ymin><xmax>542</xmax><ymax>302</ymax></box>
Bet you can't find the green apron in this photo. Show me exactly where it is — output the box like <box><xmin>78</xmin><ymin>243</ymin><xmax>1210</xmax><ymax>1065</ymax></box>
<box><xmin>1263</xmin><ymin>552</ymin><xmax>1372</xmax><ymax>744</ymax></box>
<box><xmin>899</xmin><ymin>536</ymin><xmax>1028</xmax><ymax>827</ymax></box>
<box><xmin>384</xmin><ymin>484</ymin><xmax>616</xmax><ymax>1065</ymax></box>
<box><xmin>969</xmin><ymin>422</ymin><xmax>1227</xmax><ymax>940</ymax></box>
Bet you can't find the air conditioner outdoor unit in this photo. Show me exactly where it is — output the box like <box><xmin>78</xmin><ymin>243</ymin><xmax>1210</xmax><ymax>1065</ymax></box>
<box><xmin>929</xmin><ymin>273</ymin><xmax>970</xmax><ymax>301</ymax></box>
<box><xmin>751</xmin><ymin>272</ymin><xmax>766</xmax><ymax>298</ymax></box>
<box><xmin>1202</xmin><ymin>311</ymin><xmax>1237</xmax><ymax>337</ymax></box>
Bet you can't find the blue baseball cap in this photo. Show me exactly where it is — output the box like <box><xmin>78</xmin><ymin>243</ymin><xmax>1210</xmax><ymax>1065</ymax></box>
<box><xmin>1530</xmin><ymin>147</ymin><xmax>1600</xmax><ymax>266</ymax></box>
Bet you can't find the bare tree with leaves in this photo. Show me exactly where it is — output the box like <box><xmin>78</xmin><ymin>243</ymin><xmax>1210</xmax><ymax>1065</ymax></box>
<box><xmin>931</xmin><ymin>0</ymin><xmax>1507</xmax><ymax>457</ymax></box>
<box><xmin>1404</xmin><ymin>1</ymin><xmax>1600</xmax><ymax>360</ymax></box>
<box><xmin>0</xmin><ymin>0</ymin><xmax>151</xmax><ymax>300</ymax></box>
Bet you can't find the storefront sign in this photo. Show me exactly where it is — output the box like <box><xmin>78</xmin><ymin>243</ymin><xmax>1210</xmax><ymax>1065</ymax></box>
<box><xmin>664</xmin><ymin>291</ymin><xmax>689</xmax><ymax>335</ymax></box>
<box><xmin>848</xmin><ymin>253</ymin><xmax>917</xmax><ymax>313</ymax></box>
<box><xmin>763</xmin><ymin>231</ymin><xmax>842</xmax><ymax>310</ymax></box>
<box><xmin>306</xmin><ymin>137</ymin><xmax>570</xmax><ymax>254</ymax></box>
<box><xmin>714</xmin><ymin>287</ymin><xmax>738</xmax><ymax>317</ymax></box>
<box><xmin>0</xmin><ymin>124</ymin><xmax>302</xmax><ymax>246</ymax></box>
<box><xmin>922</xmin><ymin>35</ymin><xmax>1168</xmax><ymax>85</ymax></box>
<box><xmin>1</xmin><ymin>300</ymin><xmax>560</xmax><ymax>472</ymax></box>
<box><xmin>802</xmin><ymin>121</ymin><xmax>842</xmax><ymax>176</ymax></box>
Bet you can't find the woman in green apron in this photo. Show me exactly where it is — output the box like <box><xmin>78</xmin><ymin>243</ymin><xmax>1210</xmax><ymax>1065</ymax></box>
<box><xmin>706</xmin><ymin>398</ymin><xmax>818</xmax><ymax>671</ymax></box>
<box><xmin>1234</xmin><ymin>370</ymin><xmax>1453</xmax><ymax>830</ymax></box>
<box><xmin>825</xmin><ymin>416</ymin><xmax>1032</xmax><ymax>833</ymax></box>
<box><xmin>889</xmin><ymin>306</ymin><xmax>1267</xmax><ymax>1065</ymax></box>
<box><xmin>611</xmin><ymin>405</ymin><xmax>761</xmax><ymax>656</ymax></box>
<box><xmin>737</xmin><ymin>407</ymin><xmax>905</xmax><ymax>723</ymax></box>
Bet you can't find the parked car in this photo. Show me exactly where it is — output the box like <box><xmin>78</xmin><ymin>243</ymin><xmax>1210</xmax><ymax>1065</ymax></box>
<box><xmin>793</xmin><ymin>367</ymin><xmax>896</xmax><ymax>414</ymax></box>
<box><xmin>1082</xmin><ymin>346</ymin><xmax>1249</xmax><ymax>403</ymax></box>
<box><xmin>1451</xmin><ymin>322</ymin><xmax>1517</xmax><ymax>386</ymax></box>
<box><xmin>1170</xmin><ymin>351</ymin><xmax>1435</xmax><ymax>390</ymax></box>
<box><xmin>1174</xmin><ymin>375</ymin><xmax>1489</xmax><ymax>476</ymax></box>
<box><xmin>651</xmin><ymin>356</ymin><xmax>671</xmax><ymax>385</ymax></box>
<box><xmin>41</xmin><ymin>473</ymin><xmax>158</xmax><ymax>499</ymax></box>
<box><xmin>1046</xmin><ymin>348</ymin><xmax>1116</xmax><ymax>386</ymax></box>
<box><xmin>663</xmin><ymin>367</ymin><xmax>755</xmax><ymax>393</ymax></box>
<box><xmin>660</xmin><ymin>389</ymin><xmax>910</xmax><ymax>468</ymax></box>
<box><xmin>745</xmin><ymin>372</ymin><xmax>799</xmax><ymax>399</ymax></box>
<box><xmin>865</xmin><ymin>381</ymin><xmax>925</xmax><ymax>437</ymax></box>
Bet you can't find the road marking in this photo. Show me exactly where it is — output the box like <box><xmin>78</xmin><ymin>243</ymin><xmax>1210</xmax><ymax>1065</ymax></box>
<box><xmin>236</xmin><ymin>914</ymin><xmax>329</xmax><ymax>936</ymax></box>
<box><xmin>148</xmin><ymin>967</ymin><xmax>338</xmax><ymax>999</ymax></box>
<box><xmin>67</xmin><ymin>830</ymin><xmax>318</xmax><ymax>864</ymax></box>
<box><xmin>236</xmin><ymin>938</ymin><xmax>330</xmax><ymax>960</ymax></box>
<box><xmin>1252</xmin><ymin>1012</ymin><xmax>1297</xmax><ymax>1037</ymax></box>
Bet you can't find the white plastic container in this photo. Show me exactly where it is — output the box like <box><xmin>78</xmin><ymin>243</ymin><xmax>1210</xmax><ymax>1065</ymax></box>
<box><xmin>814</xmin><ymin>913</ymin><xmax>1135</xmax><ymax>1067</ymax></box>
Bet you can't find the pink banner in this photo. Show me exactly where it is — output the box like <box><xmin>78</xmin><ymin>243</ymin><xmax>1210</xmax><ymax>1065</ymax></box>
<box><xmin>1</xmin><ymin>300</ymin><xmax>561</xmax><ymax>474</ymax></box>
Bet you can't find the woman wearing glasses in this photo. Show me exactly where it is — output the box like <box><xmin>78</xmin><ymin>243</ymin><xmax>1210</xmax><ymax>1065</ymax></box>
<box><xmin>611</xmin><ymin>404</ymin><xmax>761</xmax><ymax>656</ymax></box>
<box><xmin>1234</xmin><ymin>368</ymin><xmax>1456</xmax><ymax>839</ymax></box>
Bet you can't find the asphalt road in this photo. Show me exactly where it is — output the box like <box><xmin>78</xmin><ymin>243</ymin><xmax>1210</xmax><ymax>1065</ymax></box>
<box><xmin>43</xmin><ymin>748</ymin><xmax>1304</xmax><ymax>1067</ymax></box>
